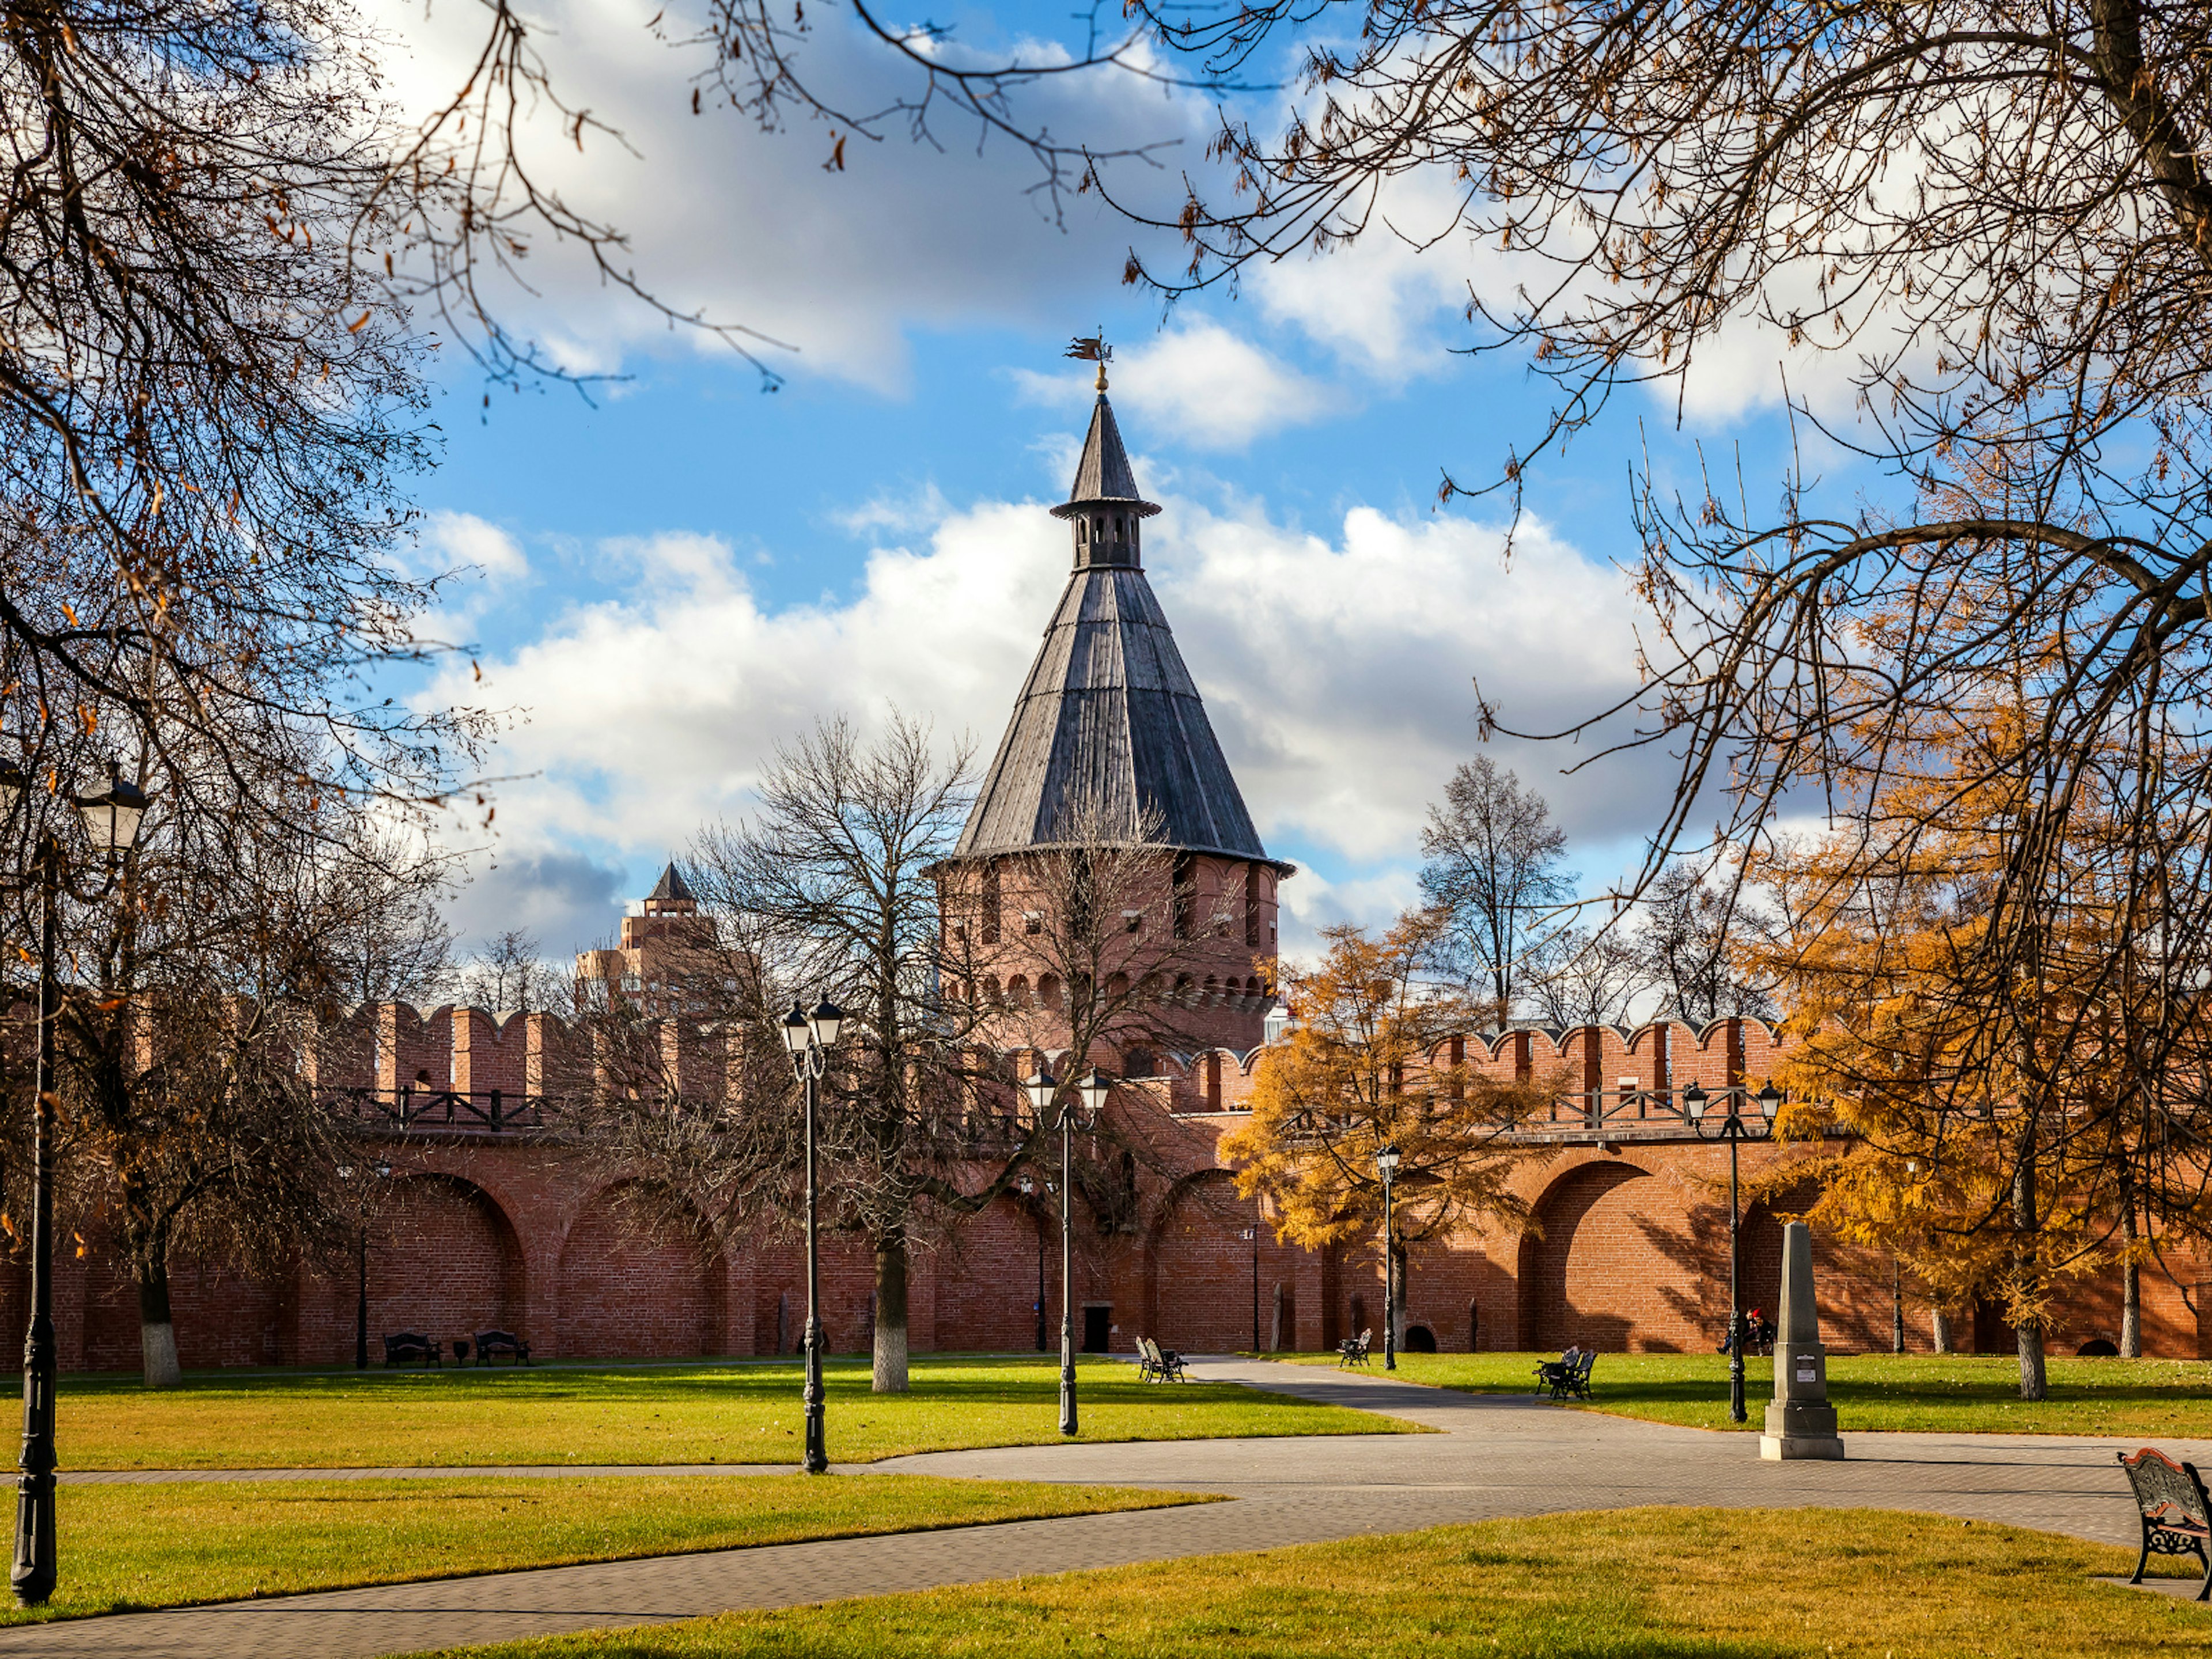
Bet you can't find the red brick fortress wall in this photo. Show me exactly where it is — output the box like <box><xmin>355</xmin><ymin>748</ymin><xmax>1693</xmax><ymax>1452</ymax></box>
<box><xmin>20</xmin><ymin>1003</ymin><xmax>2205</xmax><ymax>1372</ymax></box>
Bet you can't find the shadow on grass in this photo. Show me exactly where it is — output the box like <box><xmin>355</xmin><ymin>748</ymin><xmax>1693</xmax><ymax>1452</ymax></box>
<box><xmin>31</xmin><ymin>1355</ymin><xmax>1331</xmax><ymax>1414</ymax></box>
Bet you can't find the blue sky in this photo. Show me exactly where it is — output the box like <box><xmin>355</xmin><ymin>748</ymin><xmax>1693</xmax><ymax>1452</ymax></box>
<box><xmin>384</xmin><ymin>0</ymin><xmax>1869</xmax><ymax>964</ymax></box>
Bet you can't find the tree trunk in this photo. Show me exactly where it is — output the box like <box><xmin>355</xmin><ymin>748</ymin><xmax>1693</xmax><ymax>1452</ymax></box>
<box><xmin>2122</xmin><ymin>1183</ymin><xmax>2142</xmax><ymax>1359</ymax></box>
<box><xmin>138</xmin><ymin>1256</ymin><xmax>181</xmax><ymax>1391</ymax></box>
<box><xmin>2016</xmin><ymin>1318</ymin><xmax>2047</xmax><ymax>1400</ymax></box>
<box><xmin>2013</xmin><ymin>1149</ymin><xmax>2046</xmax><ymax>1401</ymax></box>
<box><xmin>1930</xmin><ymin>1307</ymin><xmax>1953</xmax><ymax>1354</ymax></box>
<box><xmin>872</xmin><ymin>1230</ymin><xmax>909</xmax><ymax>1393</ymax></box>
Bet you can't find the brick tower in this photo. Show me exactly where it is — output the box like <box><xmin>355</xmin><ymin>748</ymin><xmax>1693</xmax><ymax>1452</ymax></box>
<box><xmin>575</xmin><ymin>862</ymin><xmax>718</xmax><ymax>1016</ymax></box>
<box><xmin>944</xmin><ymin>370</ymin><xmax>1291</xmax><ymax>1059</ymax></box>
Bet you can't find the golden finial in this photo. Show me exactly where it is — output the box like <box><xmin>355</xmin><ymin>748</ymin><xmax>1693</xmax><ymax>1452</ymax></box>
<box><xmin>1065</xmin><ymin>331</ymin><xmax>1111</xmax><ymax>392</ymax></box>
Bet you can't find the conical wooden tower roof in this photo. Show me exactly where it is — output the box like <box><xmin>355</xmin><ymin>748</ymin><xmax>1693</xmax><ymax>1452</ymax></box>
<box><xmin>955</xmin><ymin>393</ymin><xmax>1284</xmax><ymax>868</ymax></box>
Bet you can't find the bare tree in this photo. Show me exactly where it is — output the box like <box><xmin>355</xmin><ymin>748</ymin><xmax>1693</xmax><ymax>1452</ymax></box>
<box><xmin>454</xmin><ymin>929</ymin><xmax>563</xmax><ymax>1015</ymax></box>
<box><xmin>0</xmin><ymin>6</ymin><xmax>499</xmax><ymax>840</ymax></box>
<box><xmin>1110</xmin><ymin>3</ymin><xmax>2212</xmax><ymax>1269</ymax></box>
<box><xmin>698</xmin><ymin>714</ymin><xmax>987</xmax><ymax>1392</ymax></box>
<box><xmin>58</xmin><ymin>980</ymin><xmax>353</xmax><ymax>1389</ymax></box>
<box><xmin>0</xmin><ymin>0</ymin><xmax>1230</xmax><ymax>854</ymax></box>
<box><xmin>1418</xmin><ymin>758</ymin><xmax>1576</xmax><ymax>1025</ymax></box>
<box><xmin>316</xmin><ymin>831</ymin><xmax>459</xmax><ymax>1007</ymax></box>
<box><xmin>19</xmin><ymin>729</ymin><xmax>436</xmax><ymax>1388</ymax></box>
<box><xmin>1530</xmin><ymin>926</ymin><xmax>1651</xmax><ymax>1030</ymax></box>
<box><xmin>1638</xmin><ymin>865</ymin><xmax>1772</xmax><ymax>1029</ymax></box>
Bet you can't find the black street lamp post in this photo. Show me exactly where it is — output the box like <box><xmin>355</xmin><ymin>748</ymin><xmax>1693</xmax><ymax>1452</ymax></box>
<box><xmin>1242</xmin><ymin>1226</ymin><xmax>1259</xmax><ymax>1353</ymax></box>
<box><xmin>1375</xmin><ymin>1143</ymin><xmax>1400</xmax><ymax>1372</ymax></box>
<box><xmin>338</xmin><ymin>1162</ymin><xmax>392</xmax><ymax>1370</ymax></box>
<box><xmin>1684</xmin><ymin>1079</ymin><xmax>1782</xmax><ymax>1425</ymax></box>
<box><xmin>1024</xmin><ymin>1066</ymin><xmax>1107</xmax><ymax>1435</ymax></box>
<box><xmin>1019</xmin><ymin>1176</ymin><xmax>1046</xmax><ymax>1352</ymax></box>
<box><xmin>781</xmin><ymin>997</ymin><xmax>846</xmax><ymax>1475</ymax></box>
<box><xmin>1</xmin><ymin>760</ymin><xmax>150</xmax><ymax>1607</ymax></box>
<box><xmin>355</xmin><ymin>1224</ymin><xmax>368</xmax><ymax>1370</ymax></box>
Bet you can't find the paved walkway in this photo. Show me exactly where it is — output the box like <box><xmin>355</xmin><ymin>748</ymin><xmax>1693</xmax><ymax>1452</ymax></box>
<box><xmin>6</xmin><ymin>1359</ymin><xmax>2200</xmax><ymax>1658</ymax></box>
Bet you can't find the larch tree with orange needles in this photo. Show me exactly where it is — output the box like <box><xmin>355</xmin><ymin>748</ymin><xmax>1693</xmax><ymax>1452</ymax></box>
<box><xmin>1749</xmin><ymin>680</ymin><xmax>2212</xmax><ymax>1397</ymax></box>
<box><xmin>1222</xmin><ymin>912</ymin><xmax>1557</xmax><ymax>1335</ymax></box>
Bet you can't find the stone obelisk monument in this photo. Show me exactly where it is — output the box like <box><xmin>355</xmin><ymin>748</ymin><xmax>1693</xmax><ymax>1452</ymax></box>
<box><xmin>1761</xmin><ymin>1220</ymin><xmax>1845</xmax><ymax>1460</ymax></box>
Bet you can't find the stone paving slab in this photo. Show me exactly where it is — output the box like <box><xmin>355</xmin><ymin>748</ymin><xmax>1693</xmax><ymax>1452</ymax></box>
<box><xmin>2104</xmin><ymin>1575</ymin><xmax>2212</xmax><ymax>1601</ymax></box>
<box><xmin>6</xmin><ymin>1355</ymin><xmax>2206</xmax><ymax>1658</ymax></box>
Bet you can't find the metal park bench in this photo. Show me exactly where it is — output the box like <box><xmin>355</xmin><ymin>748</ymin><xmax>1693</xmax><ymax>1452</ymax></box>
<box><xmin>1534</xmin><ymin>1349</ymin><xmax>1597</xmax><ymax>1400</ymax></box>
<box><xmin>382</xmin><ymin>1332</ymin><xmax>441</xmax><ymax>1367</ymax></box>
<box><xmin>474</xmin><ymin>1329</ymin><xmax>533</xmax><ymax>1366</ymax></box>
<box><xmin>1137</xmin><ymin>1336</ymin><xmax>1188</xmax><ymax>1382</ymax></box>
<box><xmin>2120</xmin><ymin>1447</ymin><xmax>2212</xmax><ymax>1599</ymax></box>
<box><xmin>1336</xmin><ymin>1328</ymin><xmax>1373</xmax><ymax>1368</ymax></box>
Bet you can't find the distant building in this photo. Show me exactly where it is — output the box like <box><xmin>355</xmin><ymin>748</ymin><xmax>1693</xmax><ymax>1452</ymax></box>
<box><xmin>575</xmin><ymin>862</ymin><xmax>723</xmax><ymax>1017</ymax></box>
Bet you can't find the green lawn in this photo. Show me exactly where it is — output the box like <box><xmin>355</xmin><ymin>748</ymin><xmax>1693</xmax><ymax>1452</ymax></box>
<box><xmin>46</xmin><ymin>1355</ymin><xmax>1419</xmax><ymax>1469</ymax></box>
<box><xmin>7</xmin><ymin>1473</ymin><xmax>1208</xmax><ymax>1626</ymax></box>
<box><xmin>1286</xmin><ymin>1349</ymin><xmax>2212</xmax><ymax>1435</ymax></box>
<box><xmin>412</xmin><ymin>1506</ymin><xmax>2211</xmax><ymax>1659</ymax></box>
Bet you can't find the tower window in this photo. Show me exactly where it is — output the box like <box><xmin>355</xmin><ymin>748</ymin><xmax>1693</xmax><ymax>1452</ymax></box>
<box><xmin>1024</xmin><ymin>910</ymin><xmax>1043</xmax><ymax>935</ymax></box>
<box><xmin>1123</xmin><ymin>909</ymin><xmax>1143</xmax><ymax>935</ymax></box>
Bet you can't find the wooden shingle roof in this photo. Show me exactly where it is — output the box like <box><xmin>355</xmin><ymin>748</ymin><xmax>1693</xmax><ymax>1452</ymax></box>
<box><xmin>1048</xmin><ymin>395</ymin><xmax>1158</xmax><ymax>518</ymax></box>
<box><xmin>955</xmin><ymin>396</ymin><xmax>1285</xmax><ymax>869</ymax></box>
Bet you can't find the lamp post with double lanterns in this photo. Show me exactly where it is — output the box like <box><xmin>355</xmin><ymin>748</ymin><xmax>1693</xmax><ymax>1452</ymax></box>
<box><xmin>1023</xmin><ymin>1066</ymin><xmax>1108</xmax><ymax>1435</ymax></box>
<box><xmin>1683</xmin><ymin>1078</ymin><xmax>1782</xmax><ymax>1424</ymax></box>
<box><xmin>1375</xmin><ymin>1143</ymin><xmax>1401</xmax><ymax>1372</ymax></box>
<box><xmin>0</xmin><ymin>759</ymin><xmax>151</xmax><ymax>1606</ymax></box>
<box><xmin>781</xmin><ymin>997</ymin><xmax>845</xmax><ymax>1475</ymax></box>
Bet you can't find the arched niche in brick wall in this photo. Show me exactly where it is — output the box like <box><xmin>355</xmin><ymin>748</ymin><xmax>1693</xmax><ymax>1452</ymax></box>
<box><xmin>1515</xmin><ymin>1160</ymin><xmax>1654</xmax><ymax>1355</ymax></box>
<box><xmin>366</xmin><ymin>1173</ymin><xmax>527</xmax><ymax>1356</ymax></box>
<box><xmin>555</xmin><ymin>1181</ymin><xmax>722</xmax><ymax>1360</ymax></box>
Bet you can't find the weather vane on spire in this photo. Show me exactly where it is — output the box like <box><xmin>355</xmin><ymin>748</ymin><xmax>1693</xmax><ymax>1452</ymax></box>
<box><xmin>1066</xmin><ymin>331</ymin><xmax>1111</xmax><ymax>392</ymax></box>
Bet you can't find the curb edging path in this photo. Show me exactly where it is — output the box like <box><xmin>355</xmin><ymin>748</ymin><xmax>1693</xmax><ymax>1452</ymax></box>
<box><xmin>7</xmin><ymin>1356</ymin><xmax>2203</xmax><ymax>1658</ymax></box>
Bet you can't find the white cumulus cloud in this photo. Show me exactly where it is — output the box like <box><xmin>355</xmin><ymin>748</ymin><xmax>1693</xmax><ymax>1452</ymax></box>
<box><xmin>423</xmin><ymin>477</ymin><xmax>1661</xmax><ymax>956</ymax></box>
<box><xmin>1012</xmin><ymin>320</ymin><xmax>1335</xmax><ymax>448</ymax></box>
